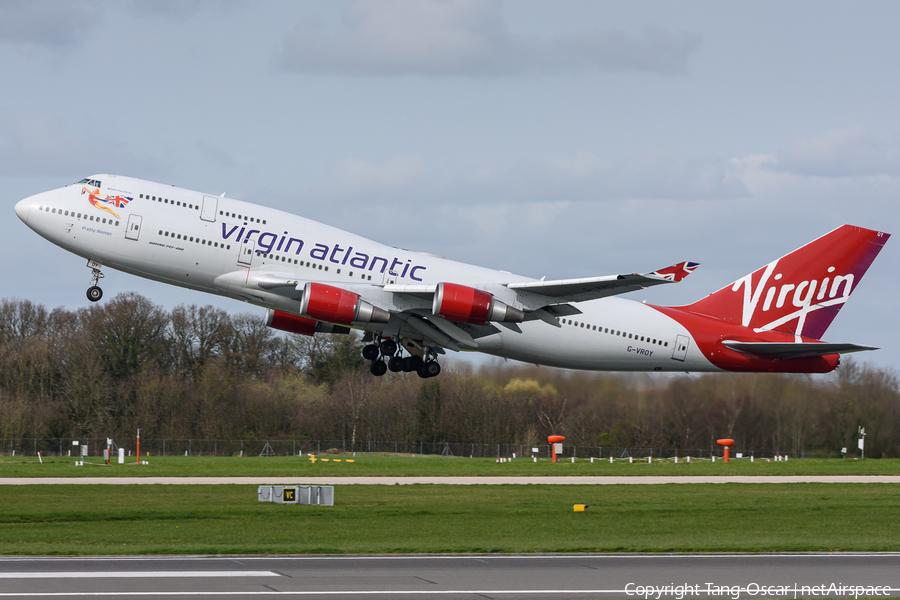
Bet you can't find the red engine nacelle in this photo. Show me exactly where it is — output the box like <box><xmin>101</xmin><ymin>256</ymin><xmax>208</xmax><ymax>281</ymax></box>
<box><xmin>265</xmin><ymin>308</ymin><xmax>350</xmax><ymax>336</ymax></box>
<box><xmin>432</xmin><ymin>282</ymin><xmax>524</xmax><ymax>325</ymax></box>
<box><xmin>299</xmin><ymin>282</ymin><xmax>390</xmax><ymax>326</ymax></box>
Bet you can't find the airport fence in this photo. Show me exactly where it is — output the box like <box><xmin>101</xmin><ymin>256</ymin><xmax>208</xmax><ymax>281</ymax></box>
<box><xmin>0</xmin><ymin>437</ymin><xmax>813</xmax><ymax>460</ymax></box>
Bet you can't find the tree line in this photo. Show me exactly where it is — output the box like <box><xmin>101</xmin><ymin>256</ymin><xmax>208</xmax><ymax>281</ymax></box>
<box><xmin>1</xmin><ymin>294</ymin><xmax>898</xmax><ymax>457</ymax></box>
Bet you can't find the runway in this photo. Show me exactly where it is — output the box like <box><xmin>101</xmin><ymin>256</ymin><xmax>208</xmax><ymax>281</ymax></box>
<box><xmin>0</xmin><ymin>554</ymin><xmax>898</xmax><ymax>599</ymax></box>
<box><xmin>1</xmin><ymin>476</ymin><xmax>900</xmax><ymax>485</ymax></box>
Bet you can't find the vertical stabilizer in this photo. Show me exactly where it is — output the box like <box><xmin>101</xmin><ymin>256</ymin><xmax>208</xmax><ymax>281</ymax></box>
<box><xmin>677</xmin><ymin>225</ymin><xmax>889</xmax><ymax>340</ymax></box>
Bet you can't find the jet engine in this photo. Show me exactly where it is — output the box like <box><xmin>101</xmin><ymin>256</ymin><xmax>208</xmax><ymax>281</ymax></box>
<box><xmin>265</xmin><ymin>308</ymin><xmax>350</xmax><ymax>336</ymax></box>
<box><xmin>299</xmin><ymin>282</ymin><xmax>391</xmax><ymax>326</ymax></box>
<box><xmin>432</xmin><ymin>282</ymin><xmax>524</xmax><ymax>324</ymax></box>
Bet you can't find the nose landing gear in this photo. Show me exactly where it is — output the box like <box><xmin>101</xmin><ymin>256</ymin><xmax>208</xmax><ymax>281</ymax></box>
<box><xmin>86</xmin><ymin>260</ymin><xmax>105</xmax><ymax>302</ymax></box>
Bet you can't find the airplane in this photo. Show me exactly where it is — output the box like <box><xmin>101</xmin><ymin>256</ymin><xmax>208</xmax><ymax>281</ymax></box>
<box><xmin>14</xmin><ymin>174</ymin><xmax>890</xmax><ymax>378</ymax></box>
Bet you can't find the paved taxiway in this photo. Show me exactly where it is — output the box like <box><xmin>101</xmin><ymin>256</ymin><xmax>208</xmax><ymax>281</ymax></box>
<box><xmin>2</xmin><ymin>476</ymin><xmax>900</xmax><ymax>485</ymax></box>
<box><xmin>0</xmin><ymin>554</ymin><xmax>898</xmax><ymax>599</ymax></box>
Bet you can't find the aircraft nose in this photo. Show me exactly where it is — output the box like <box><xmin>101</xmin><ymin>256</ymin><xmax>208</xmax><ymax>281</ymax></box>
<box><xmin>15</xmin><ymin>196</ymin><xmax>32</xmax><ymax>224</ymax></box>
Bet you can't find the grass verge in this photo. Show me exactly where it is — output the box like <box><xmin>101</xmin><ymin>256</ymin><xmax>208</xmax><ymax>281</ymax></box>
<box><xmin>2</xmin><ymin>455</ymin><xmax>900</xmax><ymax>478</ymax></box>
<box><xmin>0</xmin><ymin>483</ymin><xmax>898</xmax><ymax>555</ymax></box>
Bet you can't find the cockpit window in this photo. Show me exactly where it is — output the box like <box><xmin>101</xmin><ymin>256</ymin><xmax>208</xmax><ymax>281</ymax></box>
<box><xmin>76</xmin><ymin>178</ymin><xmax>102</xmax><ymax>187</ymax></box>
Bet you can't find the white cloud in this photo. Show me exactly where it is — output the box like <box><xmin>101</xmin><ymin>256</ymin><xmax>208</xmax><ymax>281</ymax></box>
<box><xmin>0</xmin><ymin>0</ymin><xmax>100</xmax><ymax>48</ymax></box>
<box><xmin>769</xmin><ymin>127</ymin><xmax>899</xmax><ymax>178</ymax></box>
<box><xmin>275</xmin><ymin>0</ymin><xmax>701</xmax><ymax>77</ymax></box>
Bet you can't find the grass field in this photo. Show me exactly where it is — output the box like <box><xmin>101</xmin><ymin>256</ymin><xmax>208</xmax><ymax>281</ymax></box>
<box><xmin>0</xmin><ymin>483</ymin><xmax>897</xmax><ymax>555</ymax></box>
<box><xmin>2</xmin><ymin>455</ymin><xmax>899</xmax><ymax>478</ymax></box>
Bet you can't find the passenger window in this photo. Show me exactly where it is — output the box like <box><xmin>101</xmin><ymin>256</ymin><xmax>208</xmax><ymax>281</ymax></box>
<box><xmin>158</xmin><ymin>230</ymin><xmax>162</xmax><ymax>235</ymax></box>
<box><xmin>226</xmin><ymin>245</ymin><xmax>230</xmax><ymax>250</ymax></box>
<box><xmin>263</xmin><ymin>220</ymin><xmax>266</xmax><ymax>225</ymax></box>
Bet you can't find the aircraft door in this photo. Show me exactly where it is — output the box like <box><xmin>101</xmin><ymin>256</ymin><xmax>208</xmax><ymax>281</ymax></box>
<box><xmin>201</xmin><ymin>196</ymin><xmax>218</xmax><ymax>222</ymax></box>
<box><xmin>238</xmin><ymin>239</ymin><xmax>255</xmax><ymax>266</ymax></box>
<box><xmin>671</xmin><ymin>334</ymin><xmax>690</xmax><ymax>362</ymax></box>
<box><xmin>125</xmin><ymin>214</ymin><xmax>143</xmax><ymax>241</ymax></box>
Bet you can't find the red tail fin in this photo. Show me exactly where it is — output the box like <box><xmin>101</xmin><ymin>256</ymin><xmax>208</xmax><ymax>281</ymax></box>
<box><xmin>678</xmin><ymin>225</ymin><xmax>889</xmax><ymax>340</ymax></box>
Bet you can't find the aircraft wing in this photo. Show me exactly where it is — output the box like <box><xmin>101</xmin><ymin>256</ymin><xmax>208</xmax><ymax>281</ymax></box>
<box><xmin>506</xmin><ymin>261</ymin><xmax>700</xmax><ymax>303</ymax></box>
<box><xmin>722</xmin><ymin>341</ymin><xmax>878</xmax><ymax>359</ymax></box>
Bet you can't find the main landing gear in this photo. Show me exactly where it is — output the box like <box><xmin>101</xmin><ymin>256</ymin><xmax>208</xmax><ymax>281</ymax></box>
<box><xmin>86</xmin><ymin>261</ymin><xmax>105</xmax><ymax>302</ymax></box>
<box><xmin>363</xmin><ymin>338</ymin><xmax>441</xmax><ymax>379</ymax></box>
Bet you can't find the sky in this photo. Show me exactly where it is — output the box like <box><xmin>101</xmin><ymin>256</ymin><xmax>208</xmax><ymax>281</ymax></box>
<box><xmin>2</xmin><ymin>0</ymin><xmax>899</xmax><ymax>372</ymax></box>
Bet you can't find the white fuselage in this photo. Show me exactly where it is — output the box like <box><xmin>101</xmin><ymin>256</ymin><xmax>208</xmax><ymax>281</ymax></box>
<box><xmin>15</xmin><ymin>175</ymin><xmax>715</xmax><ymax>373</ymax></box>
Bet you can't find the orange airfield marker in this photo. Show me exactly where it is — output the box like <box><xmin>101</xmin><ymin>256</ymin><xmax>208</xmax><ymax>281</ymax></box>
<box><xmin>717</xmin><ymin>438</ymin><xmax>735</xmax><ymax>462</ymax></box>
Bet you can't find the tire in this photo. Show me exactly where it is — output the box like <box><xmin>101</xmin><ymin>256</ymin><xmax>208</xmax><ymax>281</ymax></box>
<box><xmin>86</xmin><ymin>286</ymin><xmax>103</xmax><ymax>302</ymax></box>
<box><xmin>369</xmin><ymin>360</ymin><xmax>387</xmax><ymax>376</ymax></box>
<box><xmin>380</xmin><ymin>339</ymin><xmax>397</xmax><ymax>356</ymax></box>
<box><xmin>424</xmin><ymin>361</ymin><xmax>441</xmax><ymax>377</ymax></box>
<box><xmin>403</xmin><ymin>355</ymin><xmax>423</xmax><ymax>372</ymax></box>
<box><xmin>362</xmin><ymin>344</ymin><xmax>380</xmax><ymax>361</ymax></box>
<box><xmin>388</xmin><ymin>356</ymin><xmax>404</xmax><ymax>372</ymax></box>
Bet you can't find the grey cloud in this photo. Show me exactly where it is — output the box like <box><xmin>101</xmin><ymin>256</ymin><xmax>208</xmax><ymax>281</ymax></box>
<box><xmin>774</xmin><ymin>127</ymin><xmax>899</xmax><ymax>177</ymax></box>
<box><xmin>0</xmin><ymin>0</ymin><xmax>100</xmax><ymax>48</ymax></box>
<box><xmin>275</xmin><ymin>0</ymin><xmax>701</xmax><ymax>77</ymax></box>
<box><xmin>306</xmin><ymin>151</ymin><xmax>747</xmax><ymax>208</ymax></box>
<box><xmin>0</xmin><ymin>111</ymin><xmax>155</xmax><ymax>178</ymax></box>
<box><xmin>126</xmin><ymin>0</ymin><xmax>242</xmax><ymax>19</ymax></box>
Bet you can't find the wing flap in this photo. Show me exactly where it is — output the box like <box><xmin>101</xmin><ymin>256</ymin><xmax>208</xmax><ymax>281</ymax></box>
<box><xmin>723</xmin><ymin>341</ymin><xmax>878</xmax><ymax>359</ymax></box>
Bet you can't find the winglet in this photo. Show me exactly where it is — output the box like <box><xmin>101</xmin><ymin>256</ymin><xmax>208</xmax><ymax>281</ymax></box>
<box><xmin>647</xmin><ymin>261</ymin><xmax>700</xmax><ymax>282</ymax></box>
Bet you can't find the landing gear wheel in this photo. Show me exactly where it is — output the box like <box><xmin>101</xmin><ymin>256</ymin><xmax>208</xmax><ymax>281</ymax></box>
<box><xmin>380</xmin><ymin>339</ymin><xmax>397</xmax><ymax>356</ymax></box>
<box><xmin>370</xmin><ymin>360</ymin><xmax>387</xmax><ymax>376</ymax></box>
<box><xmin>362</xmin><ymin>344</ymin><xmax>381</xmax><ymax>361</ymax></box>
<box><xmin>422</xmin><ymin>361</ymin><xmax>441</xmax><ymax>378</ymax></box>
<box><xmin>403</xmin><ymin>355</ymin><xmax>423</xmax><ymax>373</ymax></box>
<box><xmin>388</xmin><ymin>356</ymin><xmax>405</xmax><ymax>372</ymax></box>
<box><xmin>86</xmin><ymin>286</ymin><xmax>103</xmax><ymax>302</ymax></box>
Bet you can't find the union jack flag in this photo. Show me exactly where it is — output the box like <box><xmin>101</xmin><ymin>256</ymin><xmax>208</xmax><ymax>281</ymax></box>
<box><xmin>650</xmin><ymin>261</ymin><xmax>700</xmax><ymax>282</ymax></box>
<box><xmin>104</xmin><ymin>195</ymin><xmax>132</xmax><ymax>208</ymax></box>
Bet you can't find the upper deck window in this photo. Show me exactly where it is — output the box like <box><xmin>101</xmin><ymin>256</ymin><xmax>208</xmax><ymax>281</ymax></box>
<box><xmin>76</xmin><ymin>178</ymin><xmax>102</xmax><ymax>188</ymax></box>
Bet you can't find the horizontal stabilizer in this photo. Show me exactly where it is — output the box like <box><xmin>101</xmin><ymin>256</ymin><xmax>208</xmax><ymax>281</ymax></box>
<box><xmin>722</xmin><ymin>341</ymin><xmax>878</xmax><ymax>360</ymax></box>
